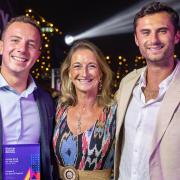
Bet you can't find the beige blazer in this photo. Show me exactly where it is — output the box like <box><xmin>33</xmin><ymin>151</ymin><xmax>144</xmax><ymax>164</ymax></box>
<box><xmin>114</xmin><ymin>64</ymin><xmax>180</xmax><ymax>180</ymax></box>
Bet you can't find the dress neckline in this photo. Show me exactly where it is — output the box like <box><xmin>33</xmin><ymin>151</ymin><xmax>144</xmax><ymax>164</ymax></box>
<box><xmin>66</xmin><ymin>106</ymin><xmax>106</xmax><ymax>137</ymax></box>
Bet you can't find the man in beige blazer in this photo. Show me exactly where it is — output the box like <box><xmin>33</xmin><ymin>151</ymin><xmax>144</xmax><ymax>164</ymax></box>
<box><xmin>115</xmin><ymin>2</ymin><xmax>180</xmax><ymax>180</ymax></box>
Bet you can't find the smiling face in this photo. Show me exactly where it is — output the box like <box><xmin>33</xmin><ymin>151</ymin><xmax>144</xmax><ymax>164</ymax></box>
<box><xmin>134</xmin><ymin>12</ymin><xmax>180</xmax><ymax>66</ymax></box>
<box><xmin>0</xmin><ymin>21</ymin><xmax>41</xmax><ymax>78</ymax></box>
<box><xmin>69</xmin><ymin>48</ymin><xmax>102</xmax><ymax>95</ymax></box>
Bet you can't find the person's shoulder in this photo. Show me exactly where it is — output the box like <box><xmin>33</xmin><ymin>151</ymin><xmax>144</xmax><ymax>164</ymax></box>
<box><xmin>34</xmin><ymin>85</ymin><xmax>54</xmax><ymax>104</ymax></box>
<box><xmin>107</xmin><ymin>103</ymin><xmax>117</xmax><ymax>113</ymax></box>
<box><xmin>110</xmin><ymin>103</ymin><xmax>117</xmax><ymax>109</ymax></box>
<box><xmin>35</xmin><ymin>86</ymin><xmax>51</xmax><ymax>96</ymax></box>
<box><xmin>176</xmin><ymin>60</ymin><xmax>180</xmax><ymax>71</ymax></box>
<box><xmin>122</xmin><ymin>67</ymin><xmax>145</xmax><ymax>82</ymax></box>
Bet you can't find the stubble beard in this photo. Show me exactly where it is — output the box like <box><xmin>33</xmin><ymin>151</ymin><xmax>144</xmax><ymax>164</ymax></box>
<box><xmin>142</xmin><ymin>45</ymin><xmax>174</xmax><ymax>67</ymax></box>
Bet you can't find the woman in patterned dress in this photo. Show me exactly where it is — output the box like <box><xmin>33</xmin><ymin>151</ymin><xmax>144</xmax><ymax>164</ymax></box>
<box><xmin>53</xmin><ymin>40</ymin><xmax>117</xmax><ymax>180</ymax></box>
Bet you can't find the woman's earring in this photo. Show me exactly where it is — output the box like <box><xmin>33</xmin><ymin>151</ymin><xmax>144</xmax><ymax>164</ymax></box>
<box><xmin>98</xmin><ymin>78</ymin><xmax>102</xmax><ymax>91</ymax></box>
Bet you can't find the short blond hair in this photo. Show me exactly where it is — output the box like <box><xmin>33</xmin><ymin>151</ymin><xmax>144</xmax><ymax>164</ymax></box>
<box><xmin>1</xmin><ymin>15</ymin><xmax>42</xmax><ymax>44</ymax></box>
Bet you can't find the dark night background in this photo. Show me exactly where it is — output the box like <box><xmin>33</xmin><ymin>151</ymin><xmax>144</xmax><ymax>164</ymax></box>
<box><xmin>17</xmin><ymin>0</ymin><xmax>180</xmax><ymax>64</ymax></box>
<box><xmin>3</xmin><ymin>0</ymin><xmax>180</xmax><ymax>61</ymax></box>
<box><xmin>1</xmin><ymin>0</ymin><xmax>180</xmax><ymax>93</ymax></box>
<box><xmin>17</xmin><ymin>0</ymin><xmax>142</xmax><ymax>60</ymax></box>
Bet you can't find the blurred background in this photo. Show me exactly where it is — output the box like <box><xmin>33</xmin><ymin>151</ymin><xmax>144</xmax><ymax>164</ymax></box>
<box><xmin>0</xmin><ymin>0</ymin><xmax>180</xmax><ymax>96</ymax></box>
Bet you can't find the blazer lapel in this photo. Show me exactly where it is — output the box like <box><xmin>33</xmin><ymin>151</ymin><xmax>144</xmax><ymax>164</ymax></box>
<box><xmin>150</xmin><ymin>65</ymin><xmax>180</xmax><ymax>157</ymax></box>
<box><xmin>33</xmin><ymin>88</ymin><xmax>51</xmax><ymax>179</ymax></box>
<box><xmin>116</xmin><ymin>68</ymin><xmax>143</xmax><ymax>138</ymax></box>
<box><xmin>114</xmin><ymin>68</ymin><xmax>144</xmax><ymax>180</ymax></box>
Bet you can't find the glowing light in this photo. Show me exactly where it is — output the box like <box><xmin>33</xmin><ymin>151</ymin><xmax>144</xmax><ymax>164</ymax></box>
<box><xmin>55</xmin><ymin>28</ymin><xmax>59</xmax><ymax>32</ymax></box>
<box><xmin>65</xmin><ymin>35</ymin><xmax>75</xmax><ymax>45</ymax></box>
<box><xmin>64</xmin><ymin>0</ymin><xmax>180</xmax><ymax>42</ymax></box>
<box><xmin>41</xmin><ymin>27</ymin><xmax>54</xmax><ymax>33</ymax></box>
<box><xmin>26</xmin><ymin>10</ymin><xmax>61</xmax><ymax>81</ymax></box>
<box><xmin>49</xmin><ymin>28</ymin><xmax>53</xmax><ymax>32</ymax></box>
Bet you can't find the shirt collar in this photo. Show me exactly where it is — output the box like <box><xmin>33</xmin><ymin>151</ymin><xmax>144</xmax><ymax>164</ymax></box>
<box><xmin>23</xmin><ymin>76</ymin><xmax>37</xmax><ymax>97</ymax></box>
<box><xmin>0</xmin><ymin>73</ymin><xmax>9</xmax><ymax>88</ymax></box>
<box><xmin>0</xmin><ymin>73</ymin><xmax>37</xmax><ymax>97</ymax></box>
<box><xmin>137</xmin><ymin>60</ymin><xmax>179</xmax><ymax>90</ymax></box>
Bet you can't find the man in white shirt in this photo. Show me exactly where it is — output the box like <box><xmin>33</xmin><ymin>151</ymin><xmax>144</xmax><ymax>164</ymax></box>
<box><xmin>114</xmin><ymin>2</ymin><xmax>180</xmax><ymax>180</ymax></box>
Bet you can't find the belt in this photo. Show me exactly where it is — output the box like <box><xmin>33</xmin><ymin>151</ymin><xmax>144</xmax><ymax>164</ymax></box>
<box><xmin>58</xmin><ymin>165</ymin><xmax>111</xmax><ymax>180</ymax></box>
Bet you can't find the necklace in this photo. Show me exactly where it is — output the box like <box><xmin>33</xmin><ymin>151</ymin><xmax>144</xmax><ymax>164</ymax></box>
<box><xmin>76</xmin><ymin>106</ymin><xmax>86</xmax><ymax>134</ymax></box>
<box><xmin>77</xmin><ymin>117</ymin><xmax>81</xmax><ymax>134</ymax></box>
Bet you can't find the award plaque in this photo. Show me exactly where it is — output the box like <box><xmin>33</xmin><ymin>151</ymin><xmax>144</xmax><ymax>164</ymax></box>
<box><xmin>3</xmin><ymin>144</ymin><xmax>40</xmax><ymax>180</ymax></box>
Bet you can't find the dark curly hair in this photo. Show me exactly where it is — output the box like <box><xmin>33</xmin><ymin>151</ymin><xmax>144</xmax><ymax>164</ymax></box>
<box><xmin>134</xmin><ymin>1</ymin><xmax>179</xmax><ymax>33</ymax></box>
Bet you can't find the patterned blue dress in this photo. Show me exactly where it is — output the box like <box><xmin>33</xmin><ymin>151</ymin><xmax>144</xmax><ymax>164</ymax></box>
<box><xmin>53</xmin><ymin>104</ymin><xmax>117</xmax><ymax>172</ymax></box>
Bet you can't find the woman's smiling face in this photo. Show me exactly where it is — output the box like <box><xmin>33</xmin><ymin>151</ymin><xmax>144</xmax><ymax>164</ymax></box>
<box><xmin>69</xmin><ymin>48</ymin><xmax>101</xmax><ymax>94</ymax></box>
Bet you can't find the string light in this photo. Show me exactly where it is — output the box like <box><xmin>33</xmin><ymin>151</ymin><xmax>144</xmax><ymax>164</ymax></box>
<box><xmin>24</xmin><ymin>8</ymin><xmax>62</xmax><ymax>81</ymax></box>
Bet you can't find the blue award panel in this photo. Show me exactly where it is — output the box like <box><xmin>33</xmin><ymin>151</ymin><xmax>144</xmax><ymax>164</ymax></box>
<box><xmin>3</xmin><ymin>144</ymin><xmax>40</xmax><ymax>180</ymax></box>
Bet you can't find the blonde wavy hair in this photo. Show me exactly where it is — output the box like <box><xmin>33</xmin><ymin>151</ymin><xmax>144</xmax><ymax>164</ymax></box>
<box><xmin>59</xmin><ymin>40</ymin><xmax>113</xmax><ymax>107</ymax></box>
